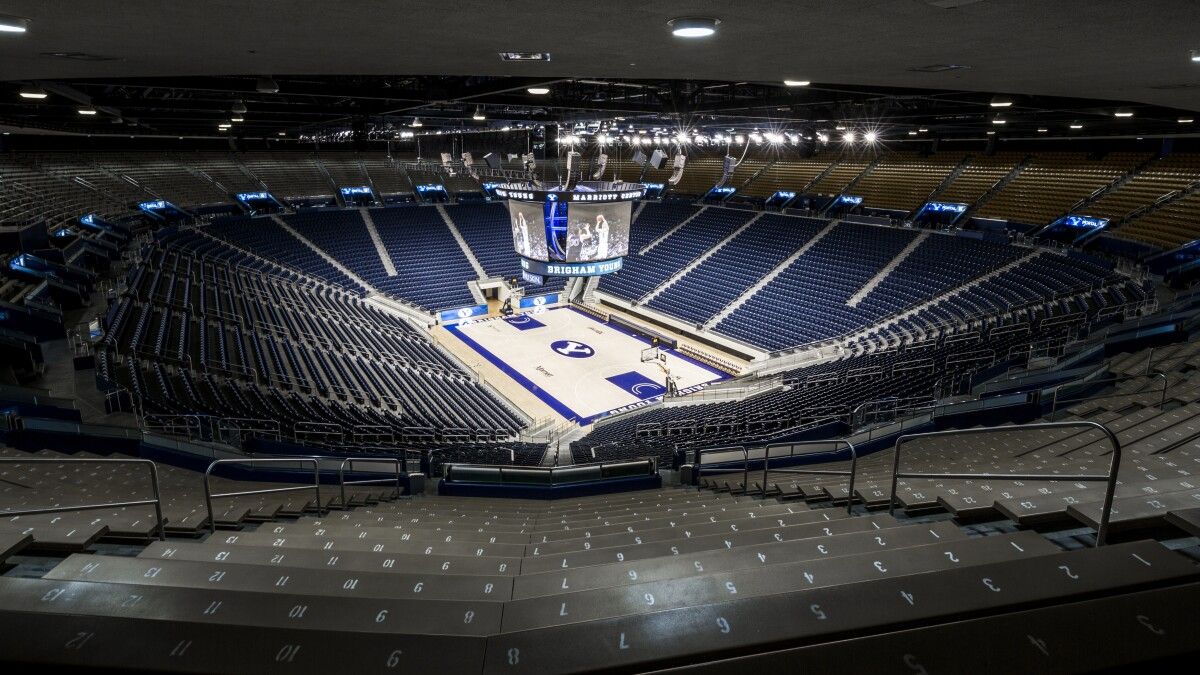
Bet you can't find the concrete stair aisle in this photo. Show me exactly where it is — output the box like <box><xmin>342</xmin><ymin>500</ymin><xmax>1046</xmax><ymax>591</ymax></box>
<box><xmin>358</xmin><ymin>207</ymin><xmax>399</xmax><ymax>276</ymax></box>
<box><xmin>435</xmin><ymin>204</ymin><xmax>489</xmax><ymax>280</ymax></box>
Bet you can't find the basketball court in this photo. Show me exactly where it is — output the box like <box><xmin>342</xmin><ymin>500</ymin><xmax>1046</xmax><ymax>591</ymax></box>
<box><xmin>445</xmin><ymin>307</ymin><xmax>727</xmax><ymax>424</ymax></box>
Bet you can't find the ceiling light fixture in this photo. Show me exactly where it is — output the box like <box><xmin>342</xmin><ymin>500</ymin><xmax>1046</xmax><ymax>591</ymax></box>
<box><xmin>472</xmin><ymin>107</ymin><xmax>486</xmax><ymax>121</ymax></box>
<box><xmin>527</xmin><ymin>86</ymin><xmax>550</xmax><ymax>95</ymax></box>
<box><xmin>1113</xmin><ymin>108</ymin><xmax>1134</xmax><ymax>117</ymax></box>
<box><xmin>908</xmin><ymin>130</ymin><xmax>918</xmax><ymax>136</ymax></box>
<box><xmin>863</xmin><ymin>131</ymin><xmax>878</xmax><ymax>143</ymax></box>
<box><xmin>1069</xmin><ymin>122</ymin><xmax>1083</xmax><ymax>129</ymax></box>
<box><xmin>1179</xmin><ymin>117</ymin><xmax>1195</xmax><ymax>124</ymax></box>
<box><xmin>18</xmin><ymin>84</ymin><xmax>47</xmax><ymax>99</ymax></box>
<box><xmin>989</xmin><ymin>95</ymin><xmax>1013</xmax><ymax>107</ymax></box>
<box><xmin>230</xmin><ymin>116</ymin><xmax>244</xmax><ymax>122</ymax></box>
<box><xmin>411</xmin><ymin>118</ymin><xmax>423</xmax><ymax>127</ymax></box>
<box><xmin>77</xmin><ymin>108</ymin><xmax>97</xmax><ymax>115</ymax></box>
<box><xmin>231</xmin><ymin>100</ymin><xmax>248</xmax><ymax>114</ymax></box>
<box><xmin>1037</xmin><ymin>127</ymin><xmax>1048</xmax><ymax>133</ymax></box>
<box><xmin>783</xmin><ymin>80</ymin><xmax>810</xmax><ymax>87</ymax></box>
<box><xmin>256</xmin><ymin>76</ymin><xmax>279</xmax><ymax>94</ymax></box>
<box><xmin>0</xmin><ymin>14</ymin><xmax>30</xmax><ymax>33</ymax></box>
<box><xmin>992</xmin><ymin>117</ymin><xmax>1007</xmax><ymax>124</ymax></box>
<box><xmin>918</xmin><ymin>127</ymin><xmax>928</xmax><ymax>132</ymax></box>
<box><xmin>1191</xmin><ymin>49</ymin><xmax>1200</xmax><ymax>63</ymax></box>
<box><xmin>667</xmin><ymin>17</ymin><xmax>720</xmax><ymax>38</ymax></box>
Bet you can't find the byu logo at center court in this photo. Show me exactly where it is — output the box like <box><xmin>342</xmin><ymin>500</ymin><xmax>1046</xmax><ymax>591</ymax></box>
<box><xmin>551</xmin><ymin>340</ymin><xmax>595</xmax><ymax>358</ymax></box>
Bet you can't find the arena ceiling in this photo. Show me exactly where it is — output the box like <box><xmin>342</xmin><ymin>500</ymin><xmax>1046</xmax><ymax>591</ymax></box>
<box><xmin>0</xmin><ymin>0</ymin><xmax>1198</xmax><ymax>140</ymax></box>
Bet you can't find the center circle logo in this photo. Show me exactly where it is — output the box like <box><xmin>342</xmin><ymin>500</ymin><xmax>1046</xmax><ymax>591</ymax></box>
<box><xmin>551</xmin><ymin>340</ymin><xmax>595</xmax><ymax>358</ymax></box>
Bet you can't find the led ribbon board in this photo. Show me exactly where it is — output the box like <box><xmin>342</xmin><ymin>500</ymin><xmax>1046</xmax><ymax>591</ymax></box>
<box><xmin>339</xmin><ymin>186</ymin><xmax>372</xmax><ymax>196</ymax></box>
<box><xmin>836</xmin><ymin>195</ymin><xmax>863</xmax><ymax>205</ymax></box>
<box><xmin>1062</xmin><ymin>215</ymin><xmax>1109</xmax><ymax>229</ymax></box>
<box><xmin>520</xmin><ymin>256</ymin><xmax>623</xmax><ymax>277</ymax></box>
<box><xmin>923</xmin><ymin>201</ymin><xmax>967</xmax><ymax>213</ymax></box>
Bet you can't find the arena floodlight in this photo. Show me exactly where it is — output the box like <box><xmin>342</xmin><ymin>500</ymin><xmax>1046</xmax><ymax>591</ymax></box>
<box><xmin>1037</xmin><ymin>127</ymin><xmax>1048</xmax><ymax>133</ymax></box>
<box><xmin>1113</xmin><ymin>109</ymin><xmax>1134</xmax><ymax>117</ymax></box>
<box><xmin>18</xmin><ymin>83</ymin><xmax>46</xmax><ymax>99</ymax></box>
<box><xmin>527</xmin><ymin>86</ymin><xmax>550</xmax><ymax>95</ymax></box>
<box><xmin>472</xmin><ymin>107</ymin><xmax>486</xmax><ymax>121</ymax></box>
<box><xmin>1069</xmin><ymin>121</ymin><xmax>1084</xmax><ymax>129</ymax></box>
<box><xmin>918</xmin><ymin>127</ymin><xmax>928</xmax><ymax>132</ymax></box>
<box><xmin>411</xmin><ymin>118</ymin><xmax>423</xmax><ymax>127</ymax></box>
<box><xmin>77</xmin><ymin>108</ymin><xmax>97</xmax><ymax>115</ymax></box>
<box><xmin>992</xmin><ymin>117</ymin><xmax>1006</xmax><ymax>124</ymax></box>
<box><xmin>842</xmin><ymin>131</ymin><xmax>856</xmax><ymax>143</ymax></box>
<box><xmin>1191</xmin><ymin>49</ymin><xmax>1200</xmax><ymax>63</ymax></box>
<box><xmin>864</xmin><ymin>131</ymin><xmax>878</xmax><ymax>143</ymax></box>
<box><xmin>1180</xmin><ymin>117</ymin><xmax>1195</xmax><ymax>124</ymax></box>
<box><xmin>256</xmin><ymin>77</ymin><xmax>279</xmax><ymax>94</ymax></box>
<box><xmin>230</xmin><ymin>116</ymin><xmax>244</xmax><ymax>123</ymax></box>
<box><xmin>783</xmin><ymin>79</ymin><xmax>810</xmax><ymax>87</ymax></box>
<box><xmin>989</xmin><ymin>95</ymin><xmax>1013</xmax><ymax>107</ymax></box>
<box><xmin>231</xmin><ymin>100</ymin><xmax>248</xmax><ymax>114</ymax></box>
<box><xmin>668</xmin><ymin>17</ymin><xmax>720</xmax><ymax>38</ymax></box>
<box><xmin>986</xmin><ymin>130</ymin><xmax>996</xmax><ymax>135</ymax></box>
<box><xmin>908</xmin><ymin>130</ymin><xmax>918</xmax><ymax>136</ymax></box>
<box><xmin>0</xmin><ymin>14</ymin><xmax>29</xmax><ymax>33</ymax></box>
<box><xmin>817</xmin><ymin>133</ymin><xmax>829</xmax><ymax>143</ymax></box>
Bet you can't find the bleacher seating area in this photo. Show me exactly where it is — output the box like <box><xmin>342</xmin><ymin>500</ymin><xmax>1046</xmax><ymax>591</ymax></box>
<box><xmin>98</xmin><ymin>230</ymin><xmax>528</xmax><ymax>445</ymax></box>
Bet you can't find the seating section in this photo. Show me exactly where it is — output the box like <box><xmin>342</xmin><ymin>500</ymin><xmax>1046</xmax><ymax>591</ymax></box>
<box><xmin>853</xmin><ymin>152</ymin><xmax>967</xmax><ymax>212</ymax></box>
<box><xmin>443</xmin><ymin>202</ymin><xmax>565</xmax><ymax>293</ymax></box>
<box><xmin>368</xmin><ymin>206</ymin><xmax>479</xmax><ymax>309</ymax></box>
<box><xmin>739</xmin><ymin>154</ymin><xmax>837</xmax><ymax>198</ymax></box>
<box><xmin>204</xmin><ymin>215</ymin><xmax>365</xmax><ymax>293</ymax></box>
<box><xmin>599</xmin><ymin>207</ymin><xmax>755</xmax><ymax>301</ymax></box>
<box><xmin>1118</xmin><ymin>191</ymin><xmax>1200</xmax><ymax>249</ymax></box>
<box><xmin>809</xmin><ymin>156</ymin><xmax>870</xmax><ymax>196</ymax></box>
<box><xmin>240</xmin><ymin>152</ymin><xmax>336</xmax><ymax>199</ymax></box>
<box><xmin>975</xmin><ymin>153</ymin><xmax>1147</xmax><ymax>225</ymax></box>
<box><xmin>934</xmin><ymin>152</ymin><xmax>1024</xmax><ymax>207</ymax></box>
<box><xmin>714</xmin><ymin>222</ymin><xmax>920</xmax><ymax>350</ymax></box>
<box><xmin>100</xmin><ymin>231</ymin><xmax>527</xmax><ymax>443</ymax></box>
<box><xmin>646</xmin><ymin>214</ymin><xmax>825</xmax><ymax>325</ymax></box>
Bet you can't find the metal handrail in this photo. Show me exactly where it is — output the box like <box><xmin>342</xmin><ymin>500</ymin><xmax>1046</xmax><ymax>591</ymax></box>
<box><xmin>0</xmin><ymin>457</ymin><xmax>165</xmax><ymax>541</ymax></box>
<box><xmin>761</xmin><ymin>440</ymin><xmax>858</xmax><ymax>514</ymax></box>
<box><xmin>338</xmin><ymin>457</ymin><xmax>403</xmax><ymax>506</ymax></box>
<box><xmin>1050</xmin><ymin>371</ymin><xmax>1168</xmax><ymax>416</ymax></box>
<box><xmin>203</xmin><ymin>457</ymin><xmax>322</xmax><ymax>534</ymax></box>
<box><xmin>886</xmin><ymin>421</ymin><xmax>1122</xmax><ymax>546</ymax></box>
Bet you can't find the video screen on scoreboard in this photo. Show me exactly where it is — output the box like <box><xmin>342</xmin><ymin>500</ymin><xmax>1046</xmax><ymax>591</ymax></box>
<box><xmin>508</xmin><ymin>200</ymin><xmax>549</xmax><ymax>261</ymax></box>
<box><xmin>552</xmin><ymin>201</ymin><xmax>631</xmax><ymax>262</ymax></box>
